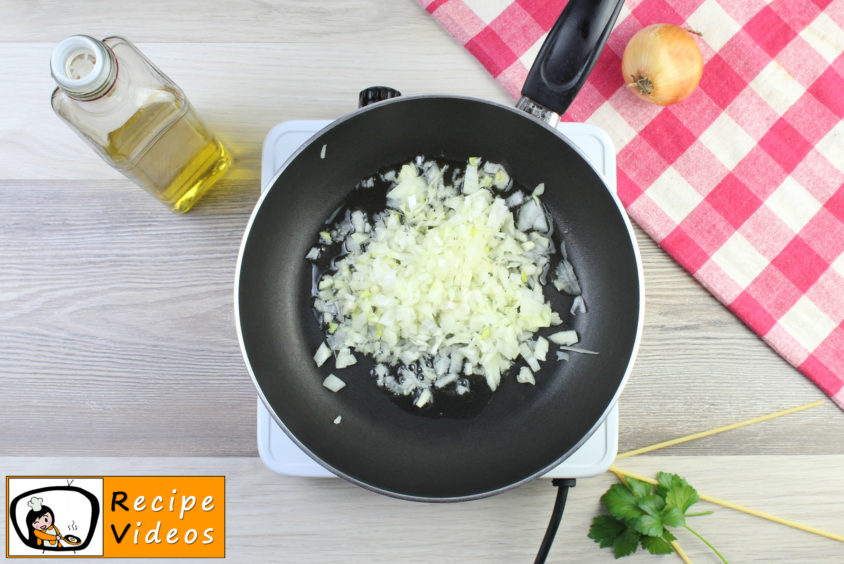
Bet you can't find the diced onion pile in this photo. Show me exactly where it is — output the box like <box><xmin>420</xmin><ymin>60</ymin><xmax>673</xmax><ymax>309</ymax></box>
<box><xmin>308</xmin><ymin>157</ymin><xmax>587</xmax><ymax>407</ymax></box>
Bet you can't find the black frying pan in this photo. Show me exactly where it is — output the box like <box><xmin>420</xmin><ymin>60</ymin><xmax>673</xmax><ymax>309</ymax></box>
<box><xmin>62</xmin><ymin>535</ymin><xmax>82</xmax><ymax>546</ymax></box>
<box><xmin>236</xmin><ymin>0</ymin><xmax>641</xmax><ymax>501</ymax></box>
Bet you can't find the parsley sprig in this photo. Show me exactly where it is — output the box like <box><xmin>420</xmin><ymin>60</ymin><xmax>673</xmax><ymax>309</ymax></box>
<box><xmin>588</xmin><ymin>472</ymin><xmax>727</xmax><ymax>562</ymax></box>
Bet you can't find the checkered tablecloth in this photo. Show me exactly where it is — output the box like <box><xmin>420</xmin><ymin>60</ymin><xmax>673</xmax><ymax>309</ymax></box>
<box><xmin>418</xmin><ymin>0</ymin><xmax>844</xmax><ymax>409</ymax></box>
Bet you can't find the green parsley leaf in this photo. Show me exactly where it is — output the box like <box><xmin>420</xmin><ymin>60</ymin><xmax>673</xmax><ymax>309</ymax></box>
<box><xmin>656</xmin><ymin>471</ymin><xmax>674</xmax><ymax>494</ymax></box>
<box><xmin>602</xmin><ymin>483</ymin><xmax>642</xmax><ymax>521</ymax></box>
<box><xmin>613</xmin><ymin>527</ymin><xmax>641</xmax><ymax>558</ymax></box>
<box><xmin>662</xmin><ymin>506</ymin><xmax>685</xmax><ymax>528</ymax></box>
<box><xmin>634</xmin><ymin>514</ymin><xmax>663</xmax><ymax>537</ymax></box>
<box><xmin>588</xmin><ymin>515</ymin><xmax>627</xmax><ymax>548</ymax></box>
<box><xmin>641</xmin><ymin>535</ymin><xmax>674</xmax><ymax>555</ymax></box>
<box><xmin>656</xmin><ymin>472</ymin><xmax>689</xmax><ymax>497</ymax></box>
<box><xmin>626</xmin><ymin>477</ymin><xmax>652</xmax><ymax>499</ymax></box>
<box><xmin>591</xmin><ymin>471</ymin><xmax>724</xmax><ymax>562</ymax></box>
<box><xmin>666</xmin><ymin>483</ymin><xmax>700</xmax><ymax>513</ymax></box>
<box><xmin>637</xmin><ymin>494</ymin><xmax>666</xmax><ymax>517</ymax></box>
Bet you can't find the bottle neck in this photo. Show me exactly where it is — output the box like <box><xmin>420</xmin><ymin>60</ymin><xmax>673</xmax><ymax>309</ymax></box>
<box><xmin>51</xmin><ymin>35</ymin><xmax>119</xmax><ymax>102</ymax></box>
<box><xmin>69</xmin><ymin>50</ymin><xmax>118</xmax><ymax>101</ymax></box>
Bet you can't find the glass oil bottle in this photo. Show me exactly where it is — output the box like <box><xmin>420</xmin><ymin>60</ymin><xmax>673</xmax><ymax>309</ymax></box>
<box><xmin>50</xmin><ymin>35</ymin><xmax>232</xmax><ymax>213</ymax></box>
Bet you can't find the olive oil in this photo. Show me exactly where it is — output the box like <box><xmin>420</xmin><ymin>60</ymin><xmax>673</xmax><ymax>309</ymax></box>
<box><xmin>51</xmin><ymin>35</ymin><xmax>232</xmax><ymax>212</ymax></box>
<box><xmin>107</xmin><ymin>102</ymin><xmax>232</xmax><ymax>212</ymax></box>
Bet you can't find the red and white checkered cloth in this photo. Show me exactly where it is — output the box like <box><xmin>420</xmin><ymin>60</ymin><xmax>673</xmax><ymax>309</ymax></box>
<box><xmin>418</xmin><ymin>0</ymin><xmax>844</xmax><ymax>409</ymax></box>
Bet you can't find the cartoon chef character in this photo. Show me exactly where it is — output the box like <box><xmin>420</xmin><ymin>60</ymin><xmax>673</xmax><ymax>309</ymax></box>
<box><xmin>25</xmin><ymin>497</ymin><xmax>64</xmax><ymax>548</ymax></box>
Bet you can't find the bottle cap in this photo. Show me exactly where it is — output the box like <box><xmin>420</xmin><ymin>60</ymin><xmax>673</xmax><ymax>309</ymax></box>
<box><xmin>51</xmin><ymin>35</ymin><xmax>115</xmax><ymax>99</ymax></box>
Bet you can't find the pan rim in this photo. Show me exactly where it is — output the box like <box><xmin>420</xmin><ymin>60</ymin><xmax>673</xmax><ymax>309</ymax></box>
<box><xmin>234</xmin><ymin>94</ymin><xmax>645</xmax><ymax>501</ymax></box>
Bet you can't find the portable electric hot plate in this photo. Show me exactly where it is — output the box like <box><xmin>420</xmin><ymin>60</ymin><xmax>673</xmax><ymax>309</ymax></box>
<box><xmin>256</xmin><ymin>118</ymin><xmax>620</xmax><ymax>480</ymax></box>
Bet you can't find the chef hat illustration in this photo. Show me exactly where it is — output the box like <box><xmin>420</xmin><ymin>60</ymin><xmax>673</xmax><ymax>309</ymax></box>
<box><xmin>27</xmin><ymin>497</ymin><xmax>43</xmax><ymax>512</ymax></box>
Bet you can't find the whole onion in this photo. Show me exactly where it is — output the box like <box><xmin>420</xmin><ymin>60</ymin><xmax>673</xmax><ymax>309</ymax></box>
<box><xmin>621</xmin><ymin>24</ymin><xmax>703</xmax><ymax>106</ymax></box>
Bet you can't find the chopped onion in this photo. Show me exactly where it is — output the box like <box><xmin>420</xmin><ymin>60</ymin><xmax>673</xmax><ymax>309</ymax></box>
<box><xmin>434</xmin><ymin>373</ymin><xmax>459</xmax><ymax>388</ymax></box>
<box><xmin>305</xmin><ymin>247</ymin><xmax>320</xmax><ymax>261</ymax></box>
<box><xmin>351</xmin><ymin>210</ymin><xmax>366</xmax><ymax>233</ymax></box>
<box><xmin>492</xmin><ymin>169</ymin><xmax>511</xmax><ymax>190</ymax></box>
<box><xmin>519</xmin><ymin>342</ymin><xmax>541</xmax><ymax>372</ymax></box>
<box><xmin>517</xmin><ymin>197</ymin><xmax>545</xmax><ymax>232</ymax></box>
<box><xmin>532</xmin><ymin>210</ymin><xmax>549</xmax><ymax>232</ymax></box>
<box><xmin>322</xmin><ymin>373</ymin><xmax>346</xmax><ymax>392</ymax></box>
<box><xmin>505</xmin><ymin>190</ymin><xmax>525</xmax><ymax>208</ymax></box>
<box><xmin>517</xmin><ymin>366</ymin><xmax>535</xmax><ymax>385</ymax></box>
<box><xmin>548</xmin><ymin>330</ymin><xmax>579</xmax><ymax>346</ymax></box>
<box><xmin>570</xmin><ymin>295</ymin><xmax>587</xmax><ymax>315</ymax></box>
<box><xmin>311</xmin><ymin>157</ymin><xmax>588</xmax><ymax>406</ymax></box>
<box><xmin>534</xmin><ymin>336</ymin><xmax>549</xmax><ymax>362</ymax></box>
<box><xmin>433</xmin><ymin>355</ymin><xmax>450</xmax><ymax>377</ymax></box>
<box><xmin>559</xmin><ymin>345</ymin><xmax>599</xmax><ymax>355</ymax></box>
<box><xmin>313</xmin><ymin>342</ymin><xmax>331</xmax><ymax>367</ymax></box>
<box><xmin>335</xmin><ymin>348</ymin><xmax>357</xmax><ymax>369</ymax></box>
<box><xmin>414</xmin><ymin>388</ymin><xmax>433</xmax><ymax>408</ymax></box>
<box><xmin>553</xmin><ymin>258</ymin><xmax>582</xmax><ymax>295</ymax></box>
<box><xmin>482</xmin><ymin>161</ymin><xmax>502</xmax><ymax>175</ymax></box>
<box><xmin>333</xmin><ymin>415</ymin><xmax>342</xmax><ymax>424</ymax></box>
<box><xmin>462</xmin><ymin>161</ymin><xmax>480</xmax><ymax>194</ymax></box>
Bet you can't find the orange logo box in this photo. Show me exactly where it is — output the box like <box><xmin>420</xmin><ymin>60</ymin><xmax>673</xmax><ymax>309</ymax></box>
<box><xmin>103</xmin><ymin>476</ymin><xmax>224</xmax><ymax>558</ymax></box>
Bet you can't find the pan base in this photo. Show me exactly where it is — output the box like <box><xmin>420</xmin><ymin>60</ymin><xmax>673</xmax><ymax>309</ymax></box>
<box><xmin>257</xmin><ymin>396</ymin><xmax>617</xmax><ymax>479</ymax></box>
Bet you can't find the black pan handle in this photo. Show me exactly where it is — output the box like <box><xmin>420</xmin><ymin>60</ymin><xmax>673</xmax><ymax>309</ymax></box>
<box><xmin>359</xmin><ymin>86</ymin><xmax>401</xmax><ymax>108</ymax></box>
<box><xmin>520</xmin><ymin>0</ymin><xmax>624</xmax><ymax>119</ymax></box>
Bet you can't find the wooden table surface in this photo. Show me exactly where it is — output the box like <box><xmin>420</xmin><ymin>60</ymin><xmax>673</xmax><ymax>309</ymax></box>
<box><xmin>1</xmin><ymin>1</ymin><xmax>842</xmax><ymax>562</ymax></box>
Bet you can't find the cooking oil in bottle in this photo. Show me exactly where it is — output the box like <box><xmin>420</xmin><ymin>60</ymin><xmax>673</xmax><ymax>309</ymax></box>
<box><xmin>105</xmin><ymin>96</ymin><xmax>231</xmax><ymax>212</ymax></box>
<box><xmin>50</xmin><ymin>35</ymin><xmax>232</xmax><ymax>213</ymax></box>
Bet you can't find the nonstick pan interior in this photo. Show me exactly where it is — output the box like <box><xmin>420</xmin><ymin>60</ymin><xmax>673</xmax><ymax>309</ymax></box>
<box><xmin>236</xmin><ymin>96</ymin><xmax>642</xmax><ymax>500</ymax></box>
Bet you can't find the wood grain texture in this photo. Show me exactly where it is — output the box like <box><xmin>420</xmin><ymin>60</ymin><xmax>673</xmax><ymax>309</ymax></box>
<box><xmin>0</xmin><ymin>1</ymin><xmax>443</xmax><ymax>43</ymax></box>
<box><xmin>2</xmin><ymin>456</ymin><xmax>842</xmax><ymax>562</ymax></box>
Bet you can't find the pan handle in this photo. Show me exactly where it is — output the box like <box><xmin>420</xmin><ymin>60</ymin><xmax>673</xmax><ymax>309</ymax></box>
<box><xmin>359</xmin><ymin>86</ymin><xmax>401</xmax><ymax>108</ymax></box>
<box><xmin>519</xmin><ymin>0</ymin><xmax>624</xmax><ymax>123</ymax></box>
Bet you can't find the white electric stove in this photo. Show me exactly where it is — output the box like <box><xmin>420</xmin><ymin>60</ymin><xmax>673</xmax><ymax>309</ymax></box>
<box><xmin>257</xmin><ymin>117</ymin><xmax>620</xmax><ymax>479</ymax></box>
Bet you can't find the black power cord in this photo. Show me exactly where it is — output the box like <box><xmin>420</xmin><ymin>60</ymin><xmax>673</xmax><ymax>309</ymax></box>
<box><xmin>534</xmin><ymin>478</ymin><xmax>577</xmax><ymax>564</ymax></box>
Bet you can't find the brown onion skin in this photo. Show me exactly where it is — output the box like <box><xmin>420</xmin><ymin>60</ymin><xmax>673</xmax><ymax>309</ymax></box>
<box><xmin>621</xmin><ymin>24</ymin><xmax>703</xmax><ymax>106</ymax></box>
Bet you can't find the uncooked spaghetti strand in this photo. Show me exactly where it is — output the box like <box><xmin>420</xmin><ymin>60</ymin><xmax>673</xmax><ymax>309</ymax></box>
<box><xmin>609</xmin><ymin>465</ymin><xmax>844</xmax><ymax>544</ymax></box>
<box><xmin>616</xmin><ymin>400</ymin><xmax>824</xmax><ymax>460</ymax></box>
<box><xmin>671</xmin><ymin>540</ymin><xmax>693</xmax><ymax>564</ymax></box>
